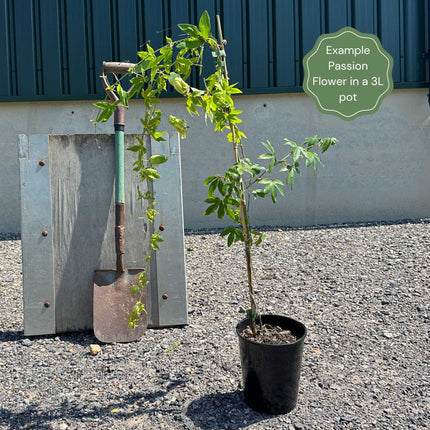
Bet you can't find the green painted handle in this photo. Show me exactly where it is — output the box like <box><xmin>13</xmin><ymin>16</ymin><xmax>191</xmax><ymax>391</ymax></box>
<box><xmin>115</xmin><ymin>129</ymin><xmax>125</xmax><ymax>204</ymax></box>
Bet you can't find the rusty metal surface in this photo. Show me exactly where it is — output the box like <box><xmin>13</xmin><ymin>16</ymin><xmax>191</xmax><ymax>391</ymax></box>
<box><xmin>93</xmin><ymin>269</ymin><xmax>147</xmax><ymax>343</ymax></box>
<box><xmin>115</xmin><ymin>202</ymin><xmax>125</xmax><ymax>272</ymax></box>
<box><xmin>114</xmin><ymin>105</ymin><xmax>125</xmax><ymax>126</ymax></box>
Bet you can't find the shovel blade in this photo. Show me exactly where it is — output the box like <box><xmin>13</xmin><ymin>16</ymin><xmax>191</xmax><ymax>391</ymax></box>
<box><xmin>93</xmin><ymin>269</ymin><xmax>147</xmax><ymax>343</ymax></box>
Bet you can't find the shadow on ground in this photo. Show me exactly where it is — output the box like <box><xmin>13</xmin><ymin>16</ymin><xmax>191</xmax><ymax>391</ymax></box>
<box><xmin>186</xmin><ymin>390</ymin><xmax>270</xmax><ymax>430</ymax></box>
<box><xmin>0</xmin><ymin>330</ymin><xmax>98</xmax><ymax>346</ymax></box>
<box><xmin>0</xmin><ymin>380</ymin><xmax>187</xmax><ymax>429</ymax></box>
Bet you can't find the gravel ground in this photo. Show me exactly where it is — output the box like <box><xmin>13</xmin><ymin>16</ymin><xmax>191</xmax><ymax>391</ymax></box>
<box><xmin>0</xmin><ymin>220</ymin><xmax>429</xmax><ymax>430</ymax></box>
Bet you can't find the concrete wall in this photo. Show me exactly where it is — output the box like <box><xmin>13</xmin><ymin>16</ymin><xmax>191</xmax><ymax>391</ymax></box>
<box><xmin>1</xmin><ymin>89</ymin><xmax>429</xmax><ymax>233</ymax></box>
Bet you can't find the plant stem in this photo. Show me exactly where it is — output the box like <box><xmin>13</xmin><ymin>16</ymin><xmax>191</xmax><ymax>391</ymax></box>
<box><xmin>216</xmin><ymin>15</ymin><xmax>257</xmax><ymax>337</ymax></box>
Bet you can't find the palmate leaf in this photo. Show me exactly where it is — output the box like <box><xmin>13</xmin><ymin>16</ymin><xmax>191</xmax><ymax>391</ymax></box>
<box><xmin>204</xmin><ymin>201</ymin><xmax>219</xmax><ymax>215</ymax></box>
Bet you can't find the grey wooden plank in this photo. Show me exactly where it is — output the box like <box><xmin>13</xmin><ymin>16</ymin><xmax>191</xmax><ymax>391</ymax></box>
<box><xmin>19</xmin><ymin>134</ymin><xmax>56</xmax><ymax>336</ymax></box>
<box><xmin>49</xmin><ymin>134</ymin><xmax>149</xmax><ymax>333</ymax></box>
<box><xmin>152</xmin><ymin>133</ymin><xmax>188</xmax><ymax>327</ymax></box>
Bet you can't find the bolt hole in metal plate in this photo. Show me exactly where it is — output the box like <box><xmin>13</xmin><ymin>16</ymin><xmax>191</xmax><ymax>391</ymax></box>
<box><xmin>93</xmin><ymin>269</ymin><xmax>147</xmax><ymax>343</ymax></box>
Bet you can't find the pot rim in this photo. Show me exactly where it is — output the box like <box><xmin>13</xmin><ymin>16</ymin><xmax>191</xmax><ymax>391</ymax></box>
<box><xmin>236</xmin><ymin>314</ymin><xmax>307</xmax><ymax>347</ymax></box>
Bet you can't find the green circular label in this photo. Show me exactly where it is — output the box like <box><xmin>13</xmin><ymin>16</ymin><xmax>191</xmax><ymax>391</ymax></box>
<box><xmin>303</xmin><ymin>27</ymin><xmax>394</xmax><ymax>121</ymax></box>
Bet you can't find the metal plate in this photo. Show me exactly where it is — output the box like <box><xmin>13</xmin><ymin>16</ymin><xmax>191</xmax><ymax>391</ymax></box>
<box><xmin>19</xmin><ymin>135</ymin><xmax>56</xmax><ymax>336</ymax></box>
<box><xmin>93</xmin><ymin>269</ymin><xmax>147</xmax><ymax>343</ymax></box>
<box><xmin>151</xmin><ymin>133</ymin><xmax>188</xmax><ymax>327</ymax></box>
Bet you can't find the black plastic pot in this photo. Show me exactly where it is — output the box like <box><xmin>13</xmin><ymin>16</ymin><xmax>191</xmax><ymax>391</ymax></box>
<box><xmin>236</xmin><ymin>314</ymin><xmax>307</xmax><ymax>414</ymax></box>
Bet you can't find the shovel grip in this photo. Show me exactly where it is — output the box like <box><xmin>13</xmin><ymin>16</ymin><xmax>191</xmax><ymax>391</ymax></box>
<box><xmin>115</xmin><ymin>203</ymin><xmax>125</xmax><ymax>272</ymax></box>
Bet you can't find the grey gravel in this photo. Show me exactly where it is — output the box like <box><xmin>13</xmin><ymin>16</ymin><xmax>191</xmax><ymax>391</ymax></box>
<box><xmin>0</xmin><ymin>220</ymin><xmax>429</xmax><ymax>429</ymax></box>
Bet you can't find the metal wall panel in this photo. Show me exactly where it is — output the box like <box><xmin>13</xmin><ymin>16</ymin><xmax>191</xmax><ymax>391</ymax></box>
<box><xmin>65</xmin><ymin>0</ymin><xmax>90</xmax><ymax>96</ymax></box>
<box><xmin>379</xmin><ymin>0</ymin><xmax>402</xmax><ymax>82</ymax></box>
<box><xmin>404</xmin><ymin>0</ymin><xmax>426</xmax><ymax>82</ymax></box>
<box><xmin>0</xmin><ymin>1</ymin><xmax>10</xmax><ymax>97</ymax></box>
<box><xmin>274</xmin><ymin>0</ymin><xmax>298</xmax><ymax>87</ymax></box>
<box><xmin>247</xmin><ymin>0</ymin><xmax>270</xmax><ymax>88</ymax></box>
<box><xmin>13</xmin><ymin>0</ymin><xmax>37</xmax><ymax>96</ymax></box>
<box><xmin>39</xmin><ymin>0</ymin><xmax>63</xmax><ymax>96</ymax></box>
<box><xmin>352</xmin><ymin>0</ymin><xmax>377</xmax><ymax>34</ymax></box>
<box><xmin>0</xmin><ymin>0</ymin><xmax>427</xmax><ymax>101</ymax></box>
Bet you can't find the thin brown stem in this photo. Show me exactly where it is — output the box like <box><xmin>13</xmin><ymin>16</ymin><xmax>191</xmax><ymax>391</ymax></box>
<box><xmin>216</xmin><ymin>15</ymin><xmax>257</xmax><ymax>336</ymax></box>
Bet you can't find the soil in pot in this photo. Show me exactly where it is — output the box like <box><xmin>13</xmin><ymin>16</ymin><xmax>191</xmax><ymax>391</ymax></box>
<box><xmin>240</xmin><ymin>322</ymin><xmax>297</xmax><ymax>344</ymax></box>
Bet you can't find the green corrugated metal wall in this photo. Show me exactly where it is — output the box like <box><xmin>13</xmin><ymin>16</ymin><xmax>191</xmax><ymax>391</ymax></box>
<box><xmin>0</xmin><ymin>0</ymin><xmax>428</xmax><ymax>102</ymax></box>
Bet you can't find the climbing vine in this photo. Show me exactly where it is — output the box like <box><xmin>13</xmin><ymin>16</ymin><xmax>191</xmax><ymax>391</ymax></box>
<box><xmin>95</xmin><ymin>11</ymin><xmax>337</xmax><ymax>335</ymax></box>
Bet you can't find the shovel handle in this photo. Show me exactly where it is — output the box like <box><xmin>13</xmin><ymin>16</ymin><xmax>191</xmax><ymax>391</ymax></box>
<box><xmin>102</xmin><ymin>61</ymin><xmax>136</xmax><ymax>74</ymax></box>
<box><xmin>115</xmin><ymin>105</ymin><xmax>126</xmax><ymax>273</ymax></box>
<box><xmin>115</xmin><ymin>203</ymin><xmax>125</xmax><ymax>272</ymax></box>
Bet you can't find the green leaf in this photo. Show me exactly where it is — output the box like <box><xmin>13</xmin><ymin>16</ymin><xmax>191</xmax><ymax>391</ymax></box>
<box><xmin>225</xmin><ymin>205</ymin><xmax>236</xmax><ymax>221</ymax></box>
<box><xmin>150</xmin><ymin>233</ymin><xmax>164</xmax><ymax>250</ymax></box>
<box><xmin>127</xmin><ymin>145</ymin><xmax>142</xmax><ymax>152</ymax></box>
<box><xmin>320</xmin><ymin>137</ymin><xmax>337</xmax><ymax>153</ymax></box>
<box><xmin>252</xmin><ymin>189</ymin><xmax>267</xmax><ymax>198</ymax></box>
<box><xmin>130</xmin><ymin>284</ymin><xmax>139</xmax><ymax>295</ymax></box>
<box><xmin>207</xmin><ymin>180</ymin><xmax>218</xmax><ymax>197</ymax></box>
<box><xmin>94</xmin><ymin>101</ymin><xmax>113</xmax><ymax>109</ymax></box>
<box><xmin>287</xmin><ymin>168</ymin><xmax>295</xmax><ymax>188</ymax></box>
<box><xmin>168</xmin><ymin>115</ymin><xmax>188</xmax><ymax>138</ymax></box>
<box><xmin>168</xmin><ymin>72</ymin><xmax>190</xmax><ymax>95</ymax></box>
<box><xmin>252</xmin><ymin>230</ymin><xmax>266</xmax><ymax>246</ymax></box>
<box><xmin>284</xmin><ymin>139</ymin><xmax>297</xmax><ymax>149</ymax></box>
<box><xmin>199</xmin><ymin>10</ymin><xmax>211</xmax><ymax>39</ymax></box>
<box><xmin>220</xmin><ymin>227</ymin><xmax>235</xmax><ymax>237</ymax></box>
<box><xmin>271</xmin><ymin>186</ymin><xmax>277</xmax><ymax>203</ymax></box>
<box><xmin>217</xmin><ymin>202</ymin><xmax>225</xmax><ymax>219</ymax></box>
<box><xmin>293</xmin><ymin>146</ymin><xmax>302</xmax><ymax>162</ymax></box>
<box><xmin>137</xmin><ymin>50</ymin><xmax>151</xmax><ymax>60</ymax></box>
<box><xmin>304</xmin><ymin>135</ymin><xmax>319</xmax><ymax>148</ymax></box>
<box><xmin>204</xmin><ymin>203</ymin><xmax>218</xmax><ymax>216</ymax></box>
<box><xmin>177</xmin><ymin>23</ymin><xmax>200</xmax><ymax>38</ymax></box>
<box><xmin>149</xmin><ymin>154</ymin><xmax>168</xmax><ymax>164</ymax></box>
<box><xmin>152</xmin><ymin>132</ymin><xmax>166</xmax><ymax>142</ymax></box>
<box><xmin>177</xmin><ymin>38</ymin><xmax>204</xmax><ymax>50</ymax></box>
<box><xmin>246</xmin><ymin>308</ymin><xmax>259</xmax><ymax>320</ymax></box>
<box><xmin>204</xmin><ymin>176</ymin><xmax>217</xmax><ymax>186</ymax></box>
<box><xmin>258</xmin><ymin>153</ymin><xmax>274</xmax><ymax>160</ymax></box>
<box><xmin>234</xmin><ymin>228</ymin><xmax>244</xmax><ymax>242</ymax></box>
<box><xmin>217</xmin><ymin>179</ymin><xmax>226</xmax><ymax>196</ymax></box>
<box><xmin>117</xmin><ymin>84</ymin><xmax>129</xmax><ymax>107</ymax></box>
<box><xmin>165</xmin><ymin>341</ymin><xmax>181</xmax><ymax>353</ymax></box>
<box><xmin>261</xmin><ymin>140</ymin><xmax>275</xmax><ymax>154</ymax></box>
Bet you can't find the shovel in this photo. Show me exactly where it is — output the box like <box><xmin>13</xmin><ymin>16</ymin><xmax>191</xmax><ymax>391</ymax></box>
<box><xmin>93</xmin><ymin>61</ymin><xmax>146</xmax><ymax>343</ymax></box>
